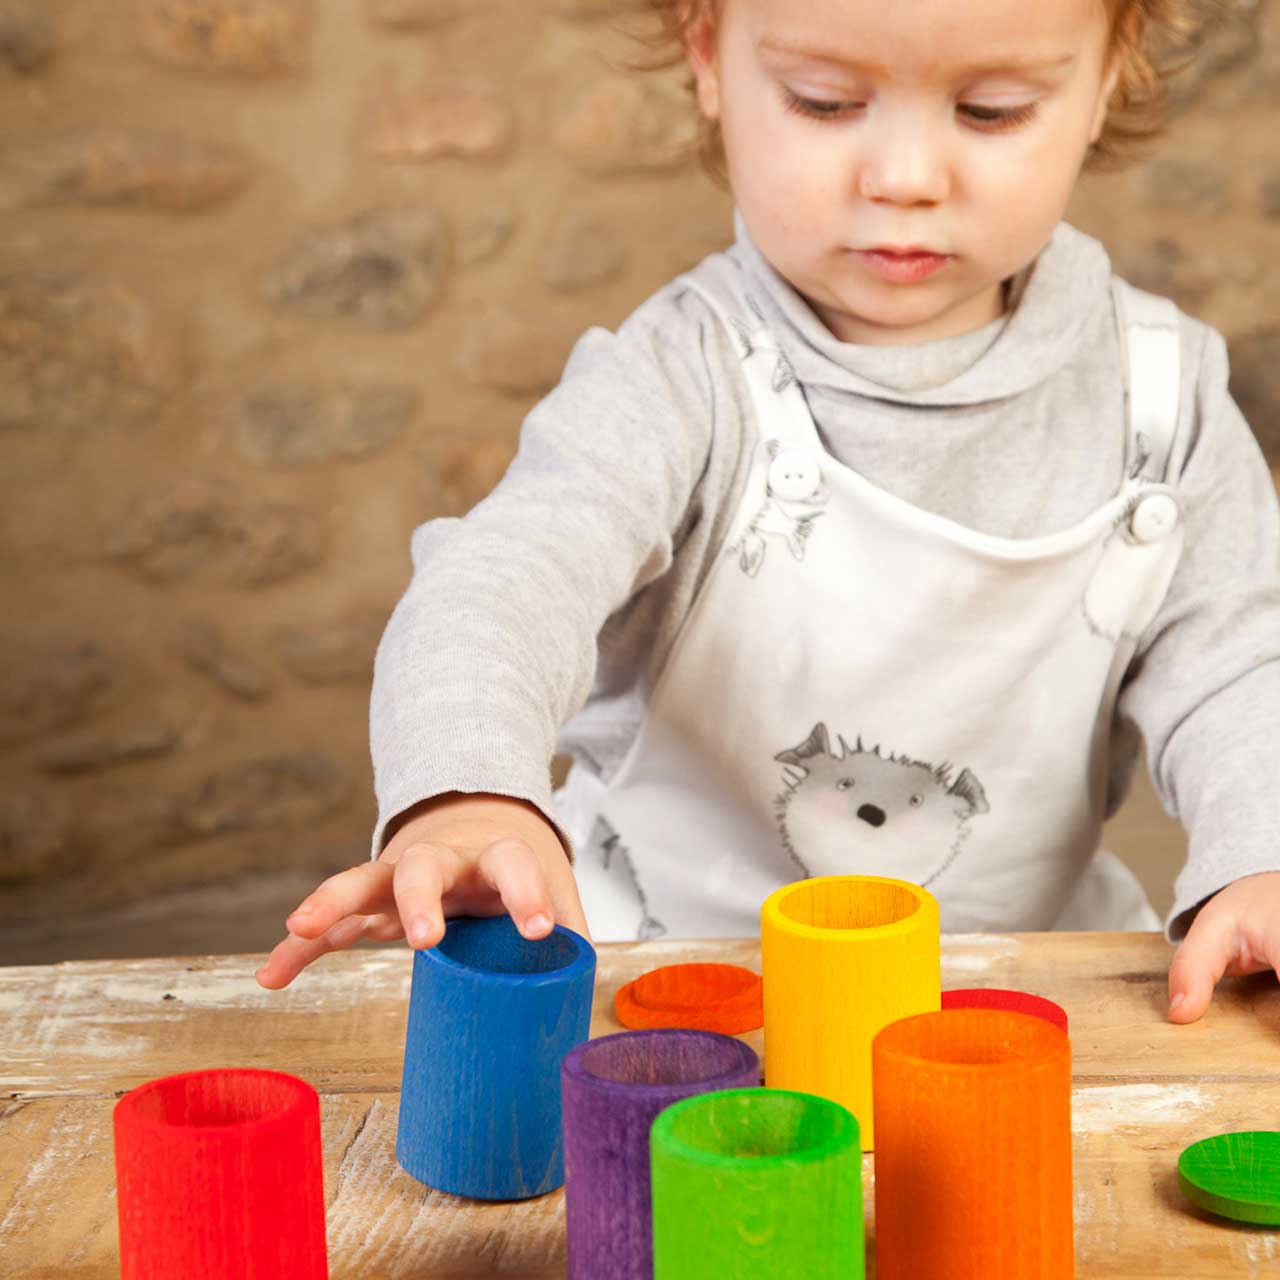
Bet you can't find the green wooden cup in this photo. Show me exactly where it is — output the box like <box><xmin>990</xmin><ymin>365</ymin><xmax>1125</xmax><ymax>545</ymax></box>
<box><xmin>650</xmin><ymin>1087</ymin><xmax>863</xmax><ymax>1278</ymax></box>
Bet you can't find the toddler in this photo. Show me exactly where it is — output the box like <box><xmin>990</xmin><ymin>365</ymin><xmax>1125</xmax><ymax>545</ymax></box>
<box><xmin>257</xmin><ymin>0</ymin><xmax>1280</xmax><ymax>1026</ymax></box>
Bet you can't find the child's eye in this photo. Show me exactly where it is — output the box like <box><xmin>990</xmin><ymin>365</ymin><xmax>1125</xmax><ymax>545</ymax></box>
<box><xmin>782</xmin><ymin>88</ymin><xmax>862</xmax><ymax>121</ymax></box>
<box><xmin>836</xmin><ymin>777</ymin><xmax>856</xmax><ymax>791</ymax></box>
<box><xmin>909</xmin><ymin>794</ymin><xmax>924</xmax><ymax>808</ymax></box>
<box><xmin>958</xmin><ymin>102</ymin><xmax>1039</xmax><ymax>130</ymax></box>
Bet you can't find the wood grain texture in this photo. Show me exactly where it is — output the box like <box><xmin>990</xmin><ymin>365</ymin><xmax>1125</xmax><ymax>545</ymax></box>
<box><xmin>396</xmin><ymin>917</ymin><xmax>595</xmax><ymax>1200</ymax></box>
<box><xmin>873</xmin><ymin>1009</ymin><xmax>1073</xmax><ymax>1279</ymax></box>
<box><xmin>761</xmin><ymin>876</ymin><xmax>941</xmax><ymax>1150</ymax></box>
<box><xmin>4</xmin><ymin>931</ymin><xmax>1280</xmax><ymax>1278</ymax></box>
<box><xmin>1177</xmin><ymin>1132</ymin><xmax>1280</xmax><ymax>1226</ymax></box>
<box><xmin>560</xmin><ymin>1029</ymin><xmax>758</xmax><ymax>1279</ymax></box>
<box><xmin>650</xmin><ymin>1087</ymin><xmax>863</xmax><ymax>1278</ymax></box>
<box><xmin>113</xmin><ymin>1069</ymin><xmax>328</xmax><ymax>1280</ymax></box>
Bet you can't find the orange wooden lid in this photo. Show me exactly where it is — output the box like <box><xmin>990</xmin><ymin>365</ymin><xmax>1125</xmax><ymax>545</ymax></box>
<box><xmin>614</xmin><ymin>963</ymin><xmax>764</xmax><ymax>1034</ymax></box>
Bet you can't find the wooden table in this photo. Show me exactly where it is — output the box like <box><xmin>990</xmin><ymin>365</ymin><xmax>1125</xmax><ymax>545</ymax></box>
<box><xmin>2</xmin><ymin>932</ymin><xmax>1278</xmax><ymax>1278</ymax></box>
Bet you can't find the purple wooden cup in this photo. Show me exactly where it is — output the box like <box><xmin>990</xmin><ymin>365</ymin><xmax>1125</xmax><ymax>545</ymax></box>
<box><xmin>561</xmin><ymin>1028</ymin><xmax>760</xmax><ymax>1280</ymax></box>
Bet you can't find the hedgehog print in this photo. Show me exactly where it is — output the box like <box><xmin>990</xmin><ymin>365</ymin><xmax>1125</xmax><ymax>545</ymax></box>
<box><xmin>729</xmin><ymin>293</ymin><xmax>800</xmax><ymax>393</ymax></box>
<box><xmin>731</xmin><ymin>440</ymin><xmax>830</xmax><ymax>577</ymax></box>
<box><xmin>774</xmin><ymin>722</ymin><xmax>989</xmax><ymax>887</ymax></box>
<box><xmin>590</xmin><ymin>814</ymin><xmax>667</xmax><ymax>941</ymax></box>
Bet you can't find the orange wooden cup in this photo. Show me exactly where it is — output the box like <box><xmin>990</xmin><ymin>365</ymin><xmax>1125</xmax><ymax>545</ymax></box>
<box><xmin>872</xmin><ymin>1008</ymin><xmax>1073</xmax><ymax>1280</ymax></box>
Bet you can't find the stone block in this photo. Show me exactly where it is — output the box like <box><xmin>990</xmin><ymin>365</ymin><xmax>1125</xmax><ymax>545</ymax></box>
<box><xmin>0</xmin><ymin>0</ymin><xmax>57</xmax><ymax>73</ymax></box>
<box><xmin>365</xmin><ymin>79</ymin><xmax>514</xmax><ymax>161</ymax></box>
<box><xmin>179</xmin><ymin>619</ymin><xmax>275</xmax><ymax>700</ymax></box>
<box><xmin>275</xmin><ymin>613</ymin><xmax>385</xmax><ymax>684</ymax></box>
<box><xmin>0</xmin><ymin>643</ymin><xmax>116</xmax><ymax>749</ymax></box>
<box><xmin>107</xmin><ymin>483</ymin><xmax>327</xmax><ymax>587</ymax></box>
<box><xmin>456</xmin><ymin>203</ymin><xmax>517</xmax><ymax>268</ymax></box>
<box><xmin>230</xmin><ymin>379</ymin><xmax>418</xmax><ymax>465</ymax></box>
<box><xmin>40</xmin><ymin>724</ymin><xmax>180</xmax><ymax>775</ymax></box>
<box><xmin>136</xmin><ymin>0</ymin><xmax>311</xmax><ymax>76</ymax></box>
<box><xmin>3</xmin><ymin>128</ymin><xmax>251</xmax><ymax>211</ymax></box>
<box><xmin>0</xmin><ymin>271</ymin><xmax>188</xmax><ymax>435</ymax></box>
<box><xmin>171</xmin><ymin>751</ymin><xmax>348</xmax><ymax>837</ymax></box>
<box><xmin>1256</xmin><ymin>167</ymin><xmax>1280</xmax><ymax>218</ymax></box>
<box><xmin>366</xmin><ymin>0</ymin><xmax>462</xmax><ymax>29</ymax></box>
<box><xmin>264</xmin><ymin>206</ymin><xmax>447</xmax><ymax>330</ymax></box>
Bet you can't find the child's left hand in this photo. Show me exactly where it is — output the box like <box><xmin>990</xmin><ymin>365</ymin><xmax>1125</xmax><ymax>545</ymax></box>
<box><xmin>1166</xmin><ymin>871</ymin><xmax>1280</xmax><ymax>1023</ymax></box>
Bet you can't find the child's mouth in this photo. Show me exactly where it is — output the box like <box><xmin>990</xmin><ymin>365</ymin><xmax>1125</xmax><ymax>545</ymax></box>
<box><xmin>854</xmin><ymin>248</ymin><xmax>952</xmax><ymax>283</ymax></box>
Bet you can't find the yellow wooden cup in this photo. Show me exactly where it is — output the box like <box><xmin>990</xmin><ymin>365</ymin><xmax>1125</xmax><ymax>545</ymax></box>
<box><xmin>761</xmin><ymin>875</ymin><xmax>940</xmax><ymax>1150</ymax></box>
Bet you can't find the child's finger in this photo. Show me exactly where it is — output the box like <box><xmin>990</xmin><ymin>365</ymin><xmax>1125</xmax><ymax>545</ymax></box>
<box><xmin>285</xmin><ymin>860</ymin><xmax>396</xmax><ymax>939</ymax></box>
<box><xmin>1167</xmin><ymin>911</ymin><xmax>1239</xmax><ymax>1023</ymax></box>
<box><xmin>255</xmin><ymin>913</ymin><xmax>380</xmax><ymax>989</ymax></box>
<box><xmin>477</xmin><ymin>837</ymin><xmax>560</xmax><ymax>940</ymax></box>
<box><xmin>392</xmin><ymin>842</ymin><xmax>463</xmax><ymax>950</ymax></box>
<box><xmin>544</xmin><ymin>858</ymin><xmax>593</xmax><ymax>942</ymax></box>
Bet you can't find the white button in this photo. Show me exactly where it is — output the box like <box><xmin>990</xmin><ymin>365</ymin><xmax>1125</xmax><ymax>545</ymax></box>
<box><xmin>1129</xmin><ymin>493</ymin><xmax>1179</xmax><ymax>544</ymax></box>
<box><xmin>767</xmin><ymin>449</ymin><xmax>823</xmax><ymax>502</ymax></box>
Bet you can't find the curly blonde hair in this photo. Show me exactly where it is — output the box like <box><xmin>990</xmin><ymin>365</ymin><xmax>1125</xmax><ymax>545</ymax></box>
<box><xmin>634</xmin><ymin>0</ymin><xmax>1210</xmax><ymax>181</ymax></box>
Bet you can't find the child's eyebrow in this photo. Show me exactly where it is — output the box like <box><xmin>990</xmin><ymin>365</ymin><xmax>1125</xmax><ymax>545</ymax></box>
<box><xmin>756</xmin><ymin>35</ymin><xmax>1078</xmax><ymax>77</ymax></box>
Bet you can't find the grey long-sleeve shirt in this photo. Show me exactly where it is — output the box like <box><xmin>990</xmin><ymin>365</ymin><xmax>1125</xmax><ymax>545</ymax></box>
<box><xmin>370</xmin><ymin>216</ymin><xmax>1280</xmax><ymax>941</ymax></box>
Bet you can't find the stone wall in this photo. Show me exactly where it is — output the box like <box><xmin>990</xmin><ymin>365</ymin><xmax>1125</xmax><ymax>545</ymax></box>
<box><xmin>1</xmin><ymin>0</ymin><xmax>1277</xmax><ymax>963</ymax></box>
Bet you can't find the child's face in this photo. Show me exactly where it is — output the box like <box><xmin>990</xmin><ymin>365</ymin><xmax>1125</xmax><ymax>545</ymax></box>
<box><xmin>688</xmin><ymin>0</ymin><xmax>1120</xmax><ymax>345</ymax></box>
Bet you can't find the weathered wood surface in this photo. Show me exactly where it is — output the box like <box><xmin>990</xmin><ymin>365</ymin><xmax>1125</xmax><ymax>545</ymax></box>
<box><xmin>2</xmin><ymin>932</ymin><xmax>1279</xmax><ymax>1278</ymax></box>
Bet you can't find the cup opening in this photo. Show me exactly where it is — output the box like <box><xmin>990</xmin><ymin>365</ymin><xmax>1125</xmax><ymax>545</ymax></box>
<box><xmin>436</xmin><ymin>914</ymin><xmax>582</xmax><ymax>975</ymax></box>
<box><xmin>581</xmin><ymin>1030</ymin><xmax>752</xmax><ymax>1087</ymax></box>
<box><xmin>878</xmin><ymin>1008</ymin><xmax>1065</xmax><ymax>1067</ymax></box>
<box><xmin>667</xmin><ymin>1089</ymin><xmax>848</xmax><ymax>1160</ymax></box>
<box><xmin>121</xmin><ymin>1069</ymin><xmax>311</xmax><ymax>1131</ymax></box>
<box><xmin>778</xmin><ymin>878</ymin><xmax>920</xmax><ymax>931</ymax></box>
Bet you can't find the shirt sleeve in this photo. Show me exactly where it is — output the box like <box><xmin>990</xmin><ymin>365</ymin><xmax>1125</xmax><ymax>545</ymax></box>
<box><xmin>1117</xmin><ymin>322</ymin><xmax>1280</xmax><ymax>940</ymax></box>
<box><xmin>367</xmin><ymin>297</ymin><xmax>716</xmax><ymax>857</ymax></box>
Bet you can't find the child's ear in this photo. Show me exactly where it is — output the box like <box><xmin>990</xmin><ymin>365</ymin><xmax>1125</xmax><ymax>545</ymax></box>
<box><xmin>1089</xmin><ymin>59</ymin><xmax>1122</xmax><ymax>142</ymax></box>
<box><xmin>685</xmin><ymin>14</ymin><xmax>722</xmax><ymax>121</ymax></box>
<box><xmin>1090</xmin><ymin>8</ymin><xmax>1137</xmax><ymax>143</ymax></box>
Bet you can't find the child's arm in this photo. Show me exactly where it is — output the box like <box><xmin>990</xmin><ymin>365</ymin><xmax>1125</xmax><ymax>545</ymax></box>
<box><xmin>257</xmin><ymin>289</ymin><xmax>719</xmax><ymax>989</ymax></box>
<box><xmin>256</xmin><ymin>792</ymin><xmax>587</xmax><ymax>989</ymax></box>
<box><xmin>1115</xmin><ymin>323</ymin><xmax>1280</xmax><ymax>1021</ymax></box>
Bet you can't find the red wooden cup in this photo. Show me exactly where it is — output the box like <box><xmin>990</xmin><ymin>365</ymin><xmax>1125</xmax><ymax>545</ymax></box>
<box><xmin>113</xmin><ymin>1068</ymin><xmax>328</xmax><ymax>1280</ymax></box>
<box><xmin>941</xmin><ymin>987</ymin><xmax>1069</xmax><ymax>1032</ymax></box>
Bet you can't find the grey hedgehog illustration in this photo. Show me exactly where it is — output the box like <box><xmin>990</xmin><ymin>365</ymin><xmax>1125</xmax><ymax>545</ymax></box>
<box><xmin>774</xmin><ymin>722</ymin><xmax>989</xmax><ymax>887</ymax></box>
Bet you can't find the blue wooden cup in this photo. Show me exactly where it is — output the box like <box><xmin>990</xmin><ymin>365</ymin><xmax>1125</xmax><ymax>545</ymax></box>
<box><xmin>397</xmin><ymin>914</ymin><xmax>596</xmax><ymax>1200</ymax></box>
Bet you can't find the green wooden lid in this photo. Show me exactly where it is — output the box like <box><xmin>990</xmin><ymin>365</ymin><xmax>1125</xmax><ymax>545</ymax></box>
<box><xmin>1177</xmin><ymin>1131</ymin><xmax>1280</xmax><ymax>1225</ymax></box>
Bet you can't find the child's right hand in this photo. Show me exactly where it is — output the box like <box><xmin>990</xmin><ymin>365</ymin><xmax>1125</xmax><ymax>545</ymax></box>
<box><xmin>255</xmin><ymin>792</ymin><xmax>590</xmax><ymax>989</ymax></box>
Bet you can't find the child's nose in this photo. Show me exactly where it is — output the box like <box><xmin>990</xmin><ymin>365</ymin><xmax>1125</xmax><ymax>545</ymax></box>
<box><xmin>856</xmin><ymin>121</ymin><xmax>951</xmax><ymax>207</ymax></box>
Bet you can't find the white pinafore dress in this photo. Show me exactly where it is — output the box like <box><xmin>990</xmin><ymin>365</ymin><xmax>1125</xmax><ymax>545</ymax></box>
<box><xmin>558</xmin><ymin>275</ymin><xmax>1183</xmax><ymax>942</ymax></box>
